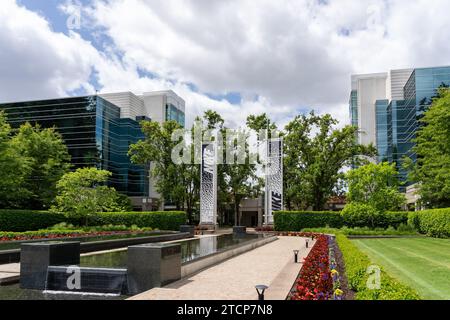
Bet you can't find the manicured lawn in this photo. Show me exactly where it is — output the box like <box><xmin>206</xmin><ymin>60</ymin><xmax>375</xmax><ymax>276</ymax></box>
<box><xmin>352</xmin><ymin>237</ymin><xmax>450</xmax><ymax>300</ymax></box>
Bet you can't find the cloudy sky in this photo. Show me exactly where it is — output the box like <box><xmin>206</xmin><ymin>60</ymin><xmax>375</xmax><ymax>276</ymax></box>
<box><xmin>1</xmin><ymin>0</ymin><xmax>450</xmax><ymax>128</ymax></box>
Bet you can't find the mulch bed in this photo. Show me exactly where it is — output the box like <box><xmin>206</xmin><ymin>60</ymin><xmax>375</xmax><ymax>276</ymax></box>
<box><xmin>331</xmin><ymin>238</ymin><xmax>355</xmax><ymax>300</ymax></box>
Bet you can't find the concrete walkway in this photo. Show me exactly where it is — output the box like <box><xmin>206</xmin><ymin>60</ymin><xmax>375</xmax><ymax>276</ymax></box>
<box><xmin>129</xmin><ymin>236</ymin><xmax>314</xmax><ymax>300</ymax></box>
<box><xmin>0</xmin><ymin>263</ymin><xmax>20</xmax><ymax>285</ymax></box>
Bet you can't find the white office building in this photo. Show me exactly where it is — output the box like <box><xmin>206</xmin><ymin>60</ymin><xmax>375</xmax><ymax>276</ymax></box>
<box><xmin>100</xmin><ymin>90</ymin><xmax>186</xmax><ymax>210</ymax></box>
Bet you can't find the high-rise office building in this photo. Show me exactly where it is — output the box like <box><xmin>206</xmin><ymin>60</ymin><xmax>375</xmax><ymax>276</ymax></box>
<box><xmin>0</xmin><ymin>90</ymin><xmax>185</xmax><ymax>210</ymax></box>
<box><xmin>350</xmin><ymin>66</ymin><xmax>450</xmax><ymax>188</ymax></box>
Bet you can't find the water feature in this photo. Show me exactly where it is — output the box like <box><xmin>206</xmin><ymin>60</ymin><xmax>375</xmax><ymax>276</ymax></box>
<box><xmin>80</xmin><ymin>233</ymin><xmax>266</xmax><ymax>268</ymax></box>
<box><xmin>0</xmin><ymin>231</ymin><xmax>167</xmax><ymax>251</ymax></box>
<box><xmin>0</xmin><ymin>233</ymin><xmax>272</xmax><ymax>300</ymax></box>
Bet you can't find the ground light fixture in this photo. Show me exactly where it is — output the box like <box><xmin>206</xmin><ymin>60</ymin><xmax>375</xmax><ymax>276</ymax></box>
<box><xmin>305</xmin><ymin>239</ymin><xmax>309</xmax><ymax>248</ymax></box>
<box><xmin>255</xmin><ymin>285</ymin><xmax>269</xmax><ymax>301</ymax></box>
<box><xmin>293</xmin><ymin>250</ymin><xmax>300</xmax><ymax>263</ymax></box>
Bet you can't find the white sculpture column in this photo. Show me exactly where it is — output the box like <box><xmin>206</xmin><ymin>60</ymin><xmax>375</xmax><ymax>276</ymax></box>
<box><xmin>265</xmin><ymin>138</ymin><xmax>283</xmax><ymax>225</ymax></box>
<box><xmin>199</xmin><ymin>141</ymin><xmax>217</xmax><ymax>229</ymax></box>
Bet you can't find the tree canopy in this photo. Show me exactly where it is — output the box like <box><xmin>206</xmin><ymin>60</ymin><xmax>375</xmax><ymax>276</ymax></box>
<box><xmin>0</xmin><ymin>112</ymin><xmax>71</xmax><ymax>209</ymax></box>
<box><xmin>51</xmin><ymin>167</ymin><xmax>129</xmax><ymax>225</ymax></box>
<box><xmin>346</xmin><ymin>162</ymin><xmax>405</xmax><ymax>212</ymax></box>
<box><xmin>406</xmin><ymin>88</ymin><xmax>450</xmax><ymax>208</ymax></box>
<box><xmin>283</xmin><ymin>112</ymin><xmax>376</xmax><ymax>210</ymax></box>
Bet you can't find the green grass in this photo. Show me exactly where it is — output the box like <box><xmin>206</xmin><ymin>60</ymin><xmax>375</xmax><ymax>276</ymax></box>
<box><xmin>352</xmin><ymin>237</ymin><xmax>450</xmax><ymax>300</ymax></box>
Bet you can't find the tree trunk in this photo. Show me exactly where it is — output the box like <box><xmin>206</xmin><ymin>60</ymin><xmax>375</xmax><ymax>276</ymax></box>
<box><xmin>234</xmin><ymin>193</ymin><xmax>240</xmax><ymax>226</ymax></box>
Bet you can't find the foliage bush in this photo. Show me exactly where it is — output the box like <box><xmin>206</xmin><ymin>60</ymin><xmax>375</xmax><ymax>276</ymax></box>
<box><xmin>341</xmin><ymin>204</ymin><xmax>409</xmax><ymax>229</ymax></box>
<box><xmin>274</xmin><ymin>208</ymin><xmax>410</xmax><ymax>232</ymax></box>
<box><xmin>0</xmin><ymin>209</ymin><xmax>186</xmax><ymax>232</ymax></box>
<box><xmin>341</xmin><ymin>203</ymin><xmax>380</xmax><ymax>228</ymax></box>
<box><xmin>88</xmin><ymin>211</ymin><xmax>187</xmax><ymax>231</ymax></box>
<box><xmin>408</xmin><ymin>208</ymin><xmax>450</xmax><ymax>238</ymax></box>
<box><xmin>0</xmin><ymin>210</ymin><xmax>68</xmax><ymax>232</ymax></box>
<box><xmin>383</xmin><ymin>211</ymin><xmax>410</xmax><ymax>229</ymax></box>
<box><xmin>273</xmin><ymin>211</ymin><xmax>343</xmax><ymax>231</ymax></box>
<box><xmin>335</xmin><ymin>233</ymin><xmax>420</xmax><ymax>300</ymax></box>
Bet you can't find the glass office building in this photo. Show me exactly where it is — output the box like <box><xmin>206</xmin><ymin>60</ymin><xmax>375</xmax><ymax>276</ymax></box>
<box><xmin>349</xmin><ymin>90</ymin><xmax>358</xmax><ymax>128</ymax></box>
<box><xmin>350</xmin><ymin>66</ymin><xmax>450</xmax><ymax>189</ymax></box>
<box><xmin>375</xmin><ymin>99</ymin><xmax>392</xmax><ymax>163</ymax></box>
<box><xmin>0</xmin><ymin>96</ymin><xmax>148</xmax><ymax>197</ymax></box>
<box><xmin>166</xmin><ymin>103</ymin><xmax>185</xmax><ymax>127</ymax></box>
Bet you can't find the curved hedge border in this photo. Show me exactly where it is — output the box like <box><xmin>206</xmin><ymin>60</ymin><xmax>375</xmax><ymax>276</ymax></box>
<box><xmin>335</xmin><ymin>233</ymin><xmax>420</xmax><ymax>300</ymax></box>
<box><xmin>0</xmin><ymin>210</ymin><xmax>186</xmax><ymax>232</ymax></box>
<box><xmin>408</xmin><ymin>208</ymin><xmax>450</xmax><ymax>238</ymax></box>
<box><xmin>274</xmin><ymin>211</ymin><xmax>343</xmax><ymax>231</ymax></box>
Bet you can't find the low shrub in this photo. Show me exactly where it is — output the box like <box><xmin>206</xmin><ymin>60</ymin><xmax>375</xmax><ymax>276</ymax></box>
<box><xmin>335</xmin><ymin>233</ymin><xmax>420</xmax><ymax>300</ymax></box>
<box><xmin>0</xmin><ymin>210</ymin><xmax>69</xmax><ymax>232</ymax></box>
<box><xmin>383</xmin><ymin>211</ymin><xmax>409</xmax><ymax>229</ymax></box>
<box><xmin>341</xmin><ymin>205</ymin><xmax>409</xmax><ymax>229</ymax></box>
<box><xmin>274</xmin><ymin>208</ymin><xmax>409</xmax><ymax>232</ymax></box>
<box><xmin>408</xmin><ymin>208</ymin><xmax>450</xmax><ymax>238</ymax></box>
<box><xmin>340</xmin><ymin>203</ymin><xmax>381</xmax><ymax>229</ymax></box>
<box><xmin>273</xmin><ymin>211</ymin><xmax>343</xmax><ymax>231</ymax></box>
<box><xmin>0</xmin><ymin>228</ymin><xmax>154</xmax><ymax>242</ymax></box>
<box><xmin>88</xmin><ymin>211</ymin><xmax>186</xmax><ymax>231</ymax></box>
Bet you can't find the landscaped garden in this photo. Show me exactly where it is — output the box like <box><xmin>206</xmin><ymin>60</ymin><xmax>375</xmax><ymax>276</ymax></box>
<box><xmin>274</xmin><ymin>206</ymin><xmax>450</xmax><ymax>300</ymax></box>
<box><xmin>352</xmin><ymin>237</ymin><xmax>450</xmax><ymax>300</ymax></box>
<box><xmin>0</xmin><ymin>209</ymin><xmax>187</xmax><ymax>250</ymax></box>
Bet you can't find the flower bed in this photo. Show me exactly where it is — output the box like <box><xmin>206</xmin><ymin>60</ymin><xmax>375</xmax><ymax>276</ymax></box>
<box><xmin>275</xmin><ymin>231</ymin><xmax>321</xmax><ymax>238</ymax></box>
<box><xmin>287</xmin><ymin>234</ymin><xmax>333</xmax><ymax>300</ymax></box>
<box><xmin>0</xmin><ymin>230</ymin><xmax>154</xmax><ymax>242</ymax></box>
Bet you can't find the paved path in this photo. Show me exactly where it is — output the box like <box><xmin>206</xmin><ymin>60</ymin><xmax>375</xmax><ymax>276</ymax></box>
<box><xmin>0</xmin><ymin>263</ymin><xmax>20</xmax><ymax>285</ymax></box>
<box><xmin>130</xmin><ymin>236</ymin><xmax>314</xmax><ymax>300</ymax></box>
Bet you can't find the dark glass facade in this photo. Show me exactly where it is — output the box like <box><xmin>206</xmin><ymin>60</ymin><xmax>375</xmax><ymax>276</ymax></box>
<box><xmin>166</xmin><ymin>103</ymin><xmax>185</xmax><ymax>127</ymax></box>
<box><xmin>388</xmin><ymin>67</ymin><xmax>450</xmax><ymax>187</ymax></box>
<box><xmin>375</xmin><ymin>99</ymin><xmax>391</xmax><ymax>163</ymax></box>
<box><xmin>349</xmin><ymin>90</ymin><xmax>358</xmax><ymax>127</ymax></box>
<box><xmin>0</xmin><ymin>96</ymin><xmax>148</xmax><ymax>197</ymax></box>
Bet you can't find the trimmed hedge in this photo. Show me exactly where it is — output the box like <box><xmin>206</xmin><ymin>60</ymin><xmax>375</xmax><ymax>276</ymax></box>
<box><xmin>341</xmin><ymin>204</ymin><xmax>409</xmax><ymax>229</ymax></box>
<box><xmin>273</xmin><ymin>211</ymin><xmax>344</xmax><ymax>231</ymax></box>
<box><xmin>383</xmin><ymin>211</ymin><xmax>409</xmax><ymax>229</ymax></box>
<box><xmin>274</xmin><ymin>210</ymin><xmax>409</xmax><ymax>232</ymax></box>
<box><xmin>0</xmin><ymin>210</ymin><xmax>68</xmax><ymax>232</ymax></box>
<box><xmin>87</xmin><ymin>211</ymin><xmax>186</xmax><ymax>231</ymax></box>
<box><xmin>335</xmin><ymin>233</ymin><xmax>420</xmax><ymax>300</ymax></box>
<box><xmin>0</xmin><ymin>210</ymin><xmax>186</xmax><ymax>232</ymax></box>
<box><xmin>408</xmin><ymin>208</ymin><xmax>450</xmax><ymax>238</ymax></box>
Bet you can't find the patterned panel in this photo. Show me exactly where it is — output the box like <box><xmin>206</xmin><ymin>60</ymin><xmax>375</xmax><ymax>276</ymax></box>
<box><xmin>200</xmin><ymin>143</ymin><xmax>217</xmax><ymax>225</ymax></box>
<box><xmin>265</xmin><ymin>138</ymin><xmax>283</xmax><ymax>224</ymax></box>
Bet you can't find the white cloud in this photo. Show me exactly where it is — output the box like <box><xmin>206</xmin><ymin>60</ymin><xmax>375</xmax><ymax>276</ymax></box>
<box><xmin>2</xmin><ymin>0</ymin><xmax>450</xmax><ymax>129</ymax></box>
<box><xmin>0</xmin><ymin>0</ymin><xmax>98</xmax><ymax>102</ymax></box>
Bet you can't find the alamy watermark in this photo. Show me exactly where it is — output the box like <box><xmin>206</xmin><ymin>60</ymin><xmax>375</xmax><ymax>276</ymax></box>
<box><xmin>170</xmin><ymin>121</ymin><xmax>281</xmax><ymax>167</ymax></box>
<box><xmin>66</xmin><ymin>265</ymin><xmax>81</xmax><ymax>290</ymax></box>
<box><xmin>366</xmin><ymin>265</ymin><xmax>381</xmax><ymax>290</ymax></box>
<box><xmin>64</xmin><ymin>2</ymin><xmax>82</xmax><ymax>30</ymax></box>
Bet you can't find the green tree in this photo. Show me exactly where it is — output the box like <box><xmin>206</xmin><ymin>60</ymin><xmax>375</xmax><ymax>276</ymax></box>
<box><xmin>222</xmin><ymin>128</ymin><xmax>258</xmax><ymax>226</ymax></box>
<box><xmin>346</xmin><ymin>162</ymin><xmax>406</xmax><ymax>212</ymax></box>
<box><xmin>284</xmin><ymin>112</ymin><xmax>376</xmax><ymax>210</ymax></box>
<box><xmin>405</xmin><ymin>88</ymin><xmax>450</xmax><ymax>208</ymax></box>
<box><xmin>129</xmin><ymin>120</ymin><xmax>187</xmax><ymax>210</ymax></box>
<box><xmin>9</xmin><ymin>122</ymin><xmax>71</xmax><ymax>209</ymax></box>
<box><xmin>51</xmin><ymin>168</ymin><xmax>127</xmax><ymax>225</ymax></box>
<box><xmin>0</xmin><ymin>112</ymin><xmax>31</xmax><ymax>208</ymax></box>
